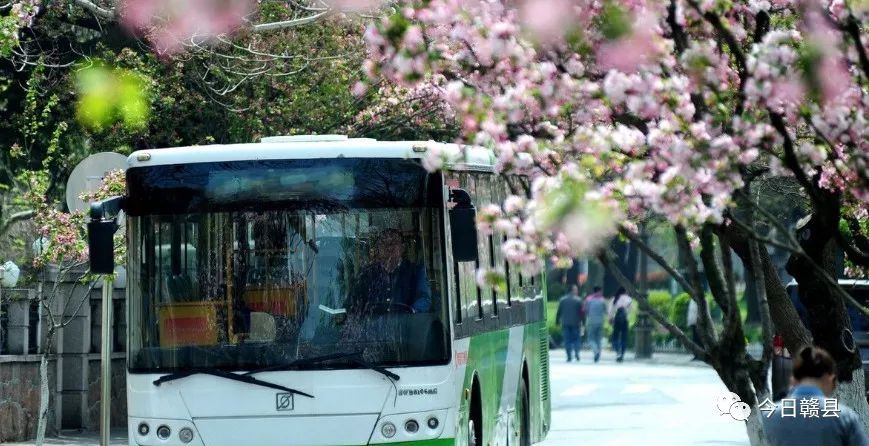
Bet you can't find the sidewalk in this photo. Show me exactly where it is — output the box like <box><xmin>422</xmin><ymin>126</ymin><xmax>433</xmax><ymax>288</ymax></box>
<box><xmin>552</xmin><ymin>346</ymin><xmax>710</xmax><ymax>368</ymax></box>
<box><xmin>2</xmin><ymin>429</ymin><xmax>127</xmax><ymax>446</ymax></box>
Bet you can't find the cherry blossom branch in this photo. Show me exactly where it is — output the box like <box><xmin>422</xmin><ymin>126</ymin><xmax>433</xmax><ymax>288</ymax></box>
<box><xmin>753</xmin><ymin>11</ymin><xmax>770</xmax><ymax>43</ymax></box>
<box><xmin>666</xmin><ymin>0</ymin><xmax>687</xmax><ymax>54</ymax></box>
<box><xmin>843</xmin><ymin>16</ymin><xmax>869</xmax><ymax>80</ymax></box>
<box><xmin>768</xmin><ymin>111</ymin><xmax>821</xmax><ymax>204</ymax></box>
<box><xmin>684</xmin><ymin>0</ymin><xmax>747</xmax><ymax>78</ymax></box>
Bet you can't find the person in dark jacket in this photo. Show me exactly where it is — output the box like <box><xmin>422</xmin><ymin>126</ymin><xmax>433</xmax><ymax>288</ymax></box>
<box><xmin>762</xmin><ymin>346</ymin><xmax>869</xmax><ymax>446</ymax></box>
<box><xmin>609</xmin><ymin>287</ymin><xmax>632</xmax><ymax>362</ymax></box>
<box><xmin>556</xmin><ymin>285</ymin><xmax>584</xmax><ymax>362</ymax></box>
<box><xmin>348</xmin><ymin>229</ymin><xmax>431</xmax><ymax>314</ymax></box>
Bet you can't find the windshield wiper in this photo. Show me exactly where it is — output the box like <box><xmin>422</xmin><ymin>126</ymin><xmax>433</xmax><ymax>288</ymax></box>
<box><xmin>153</xmin><ymin>369</ymin><xmax>314</xmax><ymax>398</ymax></box>
<box><xmin>347</xmin><ymin>355</ymin><xmax>401</xmax><ymax>382</ymax></box>
<box><xmin>244</xmin><ymin>351</ymin><xmax>400</xmax><ymax>381</ymax></box>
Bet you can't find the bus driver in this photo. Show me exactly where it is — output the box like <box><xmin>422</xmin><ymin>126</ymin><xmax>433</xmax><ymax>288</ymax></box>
<box><xmin>349</xmin><ymin>228</ymin><xmax>432</xmax><ymax>314</ymax></box>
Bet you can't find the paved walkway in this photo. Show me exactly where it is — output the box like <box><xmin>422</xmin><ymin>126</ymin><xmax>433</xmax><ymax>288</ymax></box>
<box><xmin>541</xmin><ymin>349</ymin><xmax>750</xmax><ymax>446</ymax></box>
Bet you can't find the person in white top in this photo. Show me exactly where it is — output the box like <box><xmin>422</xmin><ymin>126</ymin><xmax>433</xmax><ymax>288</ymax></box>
<box><xmin>609</xmin><ymin>287</ymin><xmax>633</xmax><ymax>362</ymax></box>
<box><xmin>686</xmin><ymin>298</ymin><xmax>701</xmax><ymax>360</ymax></box>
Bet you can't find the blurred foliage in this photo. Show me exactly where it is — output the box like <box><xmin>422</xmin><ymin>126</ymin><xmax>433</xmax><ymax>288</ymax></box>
<box><xmin>76</xmin><ymin>63</ymin><xmax>150</xmax><ymax>130</ymax></box>
<box><xmin>670</xmin><ymin>292</ymin><xmax>691</xmax><ymax>331</ymax></box>
<box><xmin>648</xmin><ymin>289</ymin><xmax>674</xmax><ymax>324</ymax></box>
<box><xmin>0</xmin><ymin>9</ymin><xmax>456</xmax><ymax>272</ymax></box>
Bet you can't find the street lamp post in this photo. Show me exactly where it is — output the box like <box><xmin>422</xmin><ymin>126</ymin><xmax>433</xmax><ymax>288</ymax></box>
<box><xmin>634</xmin><ymin>224</ymin><xmax>653</xmax><ymax>359</ymax></box>
<box><xmin>99</xmin><ymin>274</ymin><xmax>113</xmax><ymax>446</ymax></box>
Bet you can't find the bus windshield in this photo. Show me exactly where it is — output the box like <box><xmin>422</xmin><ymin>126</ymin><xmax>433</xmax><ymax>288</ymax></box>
<box><xmin>125</xmin><ymin>159</ymin><xmax>449</xmax><ymax>372</ymax></box>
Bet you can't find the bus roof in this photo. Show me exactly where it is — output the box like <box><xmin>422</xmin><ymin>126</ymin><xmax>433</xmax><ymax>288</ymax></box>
<box><xmin>127</xmin><ymin>137</ymin><xmax>498</xmax><ymax>172</ymax></box>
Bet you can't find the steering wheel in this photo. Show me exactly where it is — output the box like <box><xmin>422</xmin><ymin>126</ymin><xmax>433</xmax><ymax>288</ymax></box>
<box><xmin>369</xmin><ymin>301</ymin><xmax>415</xmax><ymax>314</ymax></box>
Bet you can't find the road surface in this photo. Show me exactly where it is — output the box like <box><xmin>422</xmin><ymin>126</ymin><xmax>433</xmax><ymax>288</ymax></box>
<box><xmin>540</xmin><ymin>349</ymin><xmax>750</xmax><ymax>446</ymax></box>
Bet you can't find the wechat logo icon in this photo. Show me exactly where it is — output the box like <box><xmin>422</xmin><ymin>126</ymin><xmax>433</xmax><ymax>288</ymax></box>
<box><xmin>716</xmin><ymin>392</ymin><xmax>752</xmax><ymax>421</ymax></box>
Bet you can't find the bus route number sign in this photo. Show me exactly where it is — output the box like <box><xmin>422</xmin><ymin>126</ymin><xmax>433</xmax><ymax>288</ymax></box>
<box><xmin>276</xmin><ymin>393</ymin><xmax>294</xmax><ymax>411</ymax></box>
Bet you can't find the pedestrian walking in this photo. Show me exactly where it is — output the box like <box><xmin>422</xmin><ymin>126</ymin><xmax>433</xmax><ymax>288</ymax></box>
<box><xmin>583</xmin><ymin>286</ymin><xmax>607</xmax><ymax>363</ymax></box>
<box><xmin>687</xmin><ymin>298</ymin><xmax>702</xmax><ymax>360</ymax></box>
<box><xmin>762</xmin><ymin>346</ymin><xmax>869</xmax><ymax>446</ymax></box>
<box><xmin>609</xmin><ymin>287</ymin><xmax>632</xmax><ymax>362</ymax></box>
<box><xmin>555</xmin><ymin>285</ymin><xmax>584</xmax><ymax>362</ymax></box>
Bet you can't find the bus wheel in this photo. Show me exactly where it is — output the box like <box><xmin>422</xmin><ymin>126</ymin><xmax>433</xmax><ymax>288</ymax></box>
<box><xmin>468</xmin><ymin>381</ymin><xmax>483</xmax><ymax>446</ymax></box>
<box><xmin>514</xmin><ymin>379</ymin><xmax>530</xmax><ymax>446</ymax></box>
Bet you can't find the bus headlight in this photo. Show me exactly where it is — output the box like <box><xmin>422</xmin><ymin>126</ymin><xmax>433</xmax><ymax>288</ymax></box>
<box><xmin>375</xmin><ymin>409</ymin><xmax>448</xmax><ymax>442</ymax></box>
<box><xmin>381</xmin><ymin>422</ymin><xmax>397</xmax><ymax>438</ymax></box>
<box><xmin>156</xmin><ymin>425</ymin><xmax>171</xmax><ymax>440</ymax></box>
<box><xmin>179</xmin><ymin>427</ymin><xmax>195</xmax><ymax>443</ymax></box>
<box><xmin>137</xmin><ymin>422</ymin><xmax>150</xmax><ymax>436</ymax></box>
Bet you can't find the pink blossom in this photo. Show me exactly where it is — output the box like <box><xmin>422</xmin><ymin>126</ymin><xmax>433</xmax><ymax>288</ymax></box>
<box><xmin>121</xmin><ymin>0</ymin><xmax>251</xmax><ymax>55</ymax></box>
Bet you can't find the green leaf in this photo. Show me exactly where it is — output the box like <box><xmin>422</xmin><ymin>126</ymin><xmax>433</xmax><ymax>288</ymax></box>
<box><xmin>598</xmin><ymin>2</ymin><xmax>632</xmax><ymax>41</ymax></box>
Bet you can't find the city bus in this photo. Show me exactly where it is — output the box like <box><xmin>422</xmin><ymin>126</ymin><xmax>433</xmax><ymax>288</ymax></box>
<box><xmin>87</xmin><ymin>135</ymin><xmax>551</xmax><ymax>446</ymax></box>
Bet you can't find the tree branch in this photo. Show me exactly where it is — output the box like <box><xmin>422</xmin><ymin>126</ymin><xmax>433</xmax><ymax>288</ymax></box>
<box><xmin>769</xmin><ymin>111</ymin><xmax>821</xmax><ymax>204</ymax></box>
<box><xmin>836</xmin><ymin>222</ymin><xmax>869</xmax><ymax>268</ymax></box>
<box><xmin>748</xmin><ymin>236</ymin><xmax>775</xmax><ymax>365</ymax></box>
<box><xmin>599</xmin><ymin>248</ymin><xmax>706</xmax><ymax>358</ymax></box>
<box><xmin>72</xmin><ymin>0</ymin><xmax>115</xmax><ymax>19</ymax></box>
<box><xmin>252</xmin><ymin>10</ymin><xmax>330</xmax><ymax>32</ymax></box>
<box><xmin>843</xmin><ymin>16</ymin><xmax>869</xmax><ymax>80</ymax></box>
<box><xmin>699</xmin><ymin>225</ymin><xmax>733</xmax><ymax>319</ymax></box>
<box><xmin>675</xmin><ymin>225</ymin><xmax>718</xmax><ymax>349</ymax></box>
<box><xmin>619</xmin><ymin>225</ymin><xmax>696</xmax><ymax>295</ymax></box>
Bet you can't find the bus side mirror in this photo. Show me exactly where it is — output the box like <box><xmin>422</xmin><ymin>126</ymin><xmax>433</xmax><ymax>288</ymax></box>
<box><xmin>87</xmin><ymin>196</ymin><xmax>125</xmax><ymax>275</ymax></box>
<box><xmin>88</xmin><ymin>220</ymin><xmax>118</xmax><ymax>274</ymax></box>
<box><xmin>449</xmin><ymin>189</ymin><xmax>478</xmax><ymax>263</ymax></box>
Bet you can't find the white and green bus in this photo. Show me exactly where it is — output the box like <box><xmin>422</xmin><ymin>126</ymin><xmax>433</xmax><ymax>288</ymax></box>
<box><xmin>87</xmin><ymin>135</ymin><xmax>551</xmax><ymax>446</ymax></box>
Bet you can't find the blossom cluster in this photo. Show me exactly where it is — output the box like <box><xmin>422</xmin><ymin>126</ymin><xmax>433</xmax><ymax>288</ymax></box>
<box><xmin>11</xmin><ymin>0</ymin><xmax>40</xmax><ymax>27</ymax></box>
<box><xmin>361</xmin><ymin>0</ymin><xmax>869</xmax><ymax>277</ymax></box>
<box><xmin>1</xmin><ymin>1</ymin><xmax>40</xmax><ymax>56</ymax></box>
<box><xmin>26</xmin><ymin>169</ymin><xmax>127</xmax><ymax>270</ymax></box>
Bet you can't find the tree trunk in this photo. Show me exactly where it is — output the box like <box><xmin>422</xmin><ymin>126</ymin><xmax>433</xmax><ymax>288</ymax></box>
<box><xmin>721</xmin><ymin>224</ymin><xmax>812</xmax><ymax>352</ymax></box>
<box><xmin>743</xmin><ymin>265</ymin><xmax>760</xmax><ymax>324</ymax></box>
<box><xmin>714</xmin><ymin>357</ymin><xmax>770</xmax><ymax>446</ymax></box>
<box><xmin>35</xmin><ymin>350</ymin><xmax>50</xmax><ymax>446</ymax></box>
<box><xmin>785</xmin><ymin>213</ymin><xmax>859</xmax><ymax>383</ymax></box>
<box><xmin>745</xmin><ymin>410</ymin><xmax>770</xmax><ymax>446</ymax></box>
<box><xmin>834</xmin><ymin>368</ymin><xmax>869</xmax><ymax>433</ymax></box>
<box><xmin>603</xmin><ymin>238</ymin><xmax>630</xmax><ymax>296</ymax></box>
